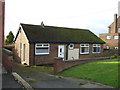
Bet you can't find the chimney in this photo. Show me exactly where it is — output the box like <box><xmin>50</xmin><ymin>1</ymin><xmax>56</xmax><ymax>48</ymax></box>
<box><xmin>41</xmin><ymin>21</ymin><xmax>44</xmax><ymax>28</ymax></box>
<box><xmin>114</xmin><ymin>14</ymin><xmax>117</xmax><ymax>33</ymax></box>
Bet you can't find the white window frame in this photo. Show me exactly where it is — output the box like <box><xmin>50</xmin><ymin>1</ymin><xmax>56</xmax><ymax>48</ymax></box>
<box><xmin>80</xmin><ymin>44</ymin><xmax>89</xmax><ymax>54</ymax></box>
<box><xmin>106</xmin><ymin>46</ymin><xmax>110</xmax><ymax>49</ymax></box>
<box><xmin>113</xmin><ymin>36</ymin><xmax>119</xmax><ymax>39</ymax></box>
<box><xmin>35</xmin><ymin>43</ymin><xmax>50</xmax><ymax>55</ymax></box>
<box><xmin>92</xmin><ymin>44</ymin><xmax>101</xmax><ymax>53</ymax></box>
<box><xmin>106</xmin><ymin>36</ymin><xmax>111</xmax><ymax>39</ymax></box>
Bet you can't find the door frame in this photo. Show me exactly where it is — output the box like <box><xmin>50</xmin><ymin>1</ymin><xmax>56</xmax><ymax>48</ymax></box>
<box><xmin>58</xmin><ymin>45</ymin><xmax>65</xmax><ymax>58</ymax></box>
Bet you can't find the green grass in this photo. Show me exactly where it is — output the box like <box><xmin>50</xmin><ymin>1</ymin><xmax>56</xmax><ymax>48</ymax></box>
<box><xmin>27</xmin><ymin>80</ymin><xmax>36</xmax><ymax>83</ymax></box>
<box><xmin>58</xmin><ymin>58</ymin><xmax>119</xmax><ymax>87</ymax></box>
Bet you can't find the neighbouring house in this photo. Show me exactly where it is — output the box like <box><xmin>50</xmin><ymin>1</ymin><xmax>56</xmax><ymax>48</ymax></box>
<box><xmin>14</xmin><ymin>23</ymin><xmax>105</xmax><ymax>65</ymax></box>
<box><xmin>99</xmin><ymin>14</ymin><xmax>120</xmax><ymax>50</ymax></box>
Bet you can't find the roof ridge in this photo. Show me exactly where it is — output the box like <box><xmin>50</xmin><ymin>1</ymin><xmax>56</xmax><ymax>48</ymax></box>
<box><xmin>20</xmin><ymin>23</ymin><xmax>89</xmax><ymax>31</ymax></box>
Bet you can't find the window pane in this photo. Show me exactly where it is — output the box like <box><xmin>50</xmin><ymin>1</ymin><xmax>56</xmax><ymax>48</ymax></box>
<box><xmin>43</xmin><ymin>44</ymin><xmax>49</xmax><ymax>46</ymax></box>
<box><xmin>84</xmin><ymin>47</ymin><xmax>88</xmax><ymax>52</ymax></box>
<box><xmin>93</xmin><ymin>47</ymin><xmax>100</xmax><ymax>52</ymax></box>
<box><xmin>36</xmin><ymin>48</ymin><xmax>49</xmax><ymax>54</ymax></box>
<box><xmin>36</xmin><ymin>44</ymin><xmax>42</xmax><ymax>47</ymax></box>
<box><xmin>81</xmin><ymin>44</ymin><xmax>84</xmax><ymax>46</ymax></box>
<box><xmin>114</xmin><ymin>36</ymin><xmax>119</xmax><ymax>39</ymax></box>
<box><xmin>81</xmin><ymin>47</ymin><xmax>85</xmax><ymax>53</ymax></box>
<box><xmin>93</xmin><ymin>47</ymin><xmax>96</xmax><ymax>52</ymax></box>
<box><xmin>96</xmin><ymin>47</ymin><xmax>100</xmax><ymax>52</ymax></box>
<box><xmin>81</xmin><ymin>47</ymin><xmax>88</xmax><ymax>53</ymax></box>
<box><xmin>106</xmin><ymin>36</ymin><xmax>111</xmax><ymax>39</ymax></box>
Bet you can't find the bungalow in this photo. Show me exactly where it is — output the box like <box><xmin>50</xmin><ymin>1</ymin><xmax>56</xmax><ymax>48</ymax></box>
<box><xmin>14</xmin><ymin>23</ymin><xmax>105</xmax><ymax>65</ymax></box>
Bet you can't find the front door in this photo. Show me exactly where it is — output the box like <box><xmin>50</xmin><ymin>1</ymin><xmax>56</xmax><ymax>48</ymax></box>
<box><xmin>58</xmin><ymin>45</ymin><xmax>64</xmax><ymax>58</ymax></box>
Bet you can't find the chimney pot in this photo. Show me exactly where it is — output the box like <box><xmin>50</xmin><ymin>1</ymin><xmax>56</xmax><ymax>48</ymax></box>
<box><xmin>41</xmin><ymin>21</ymin><xmax>44</xmax><ymax>28</ymax></box>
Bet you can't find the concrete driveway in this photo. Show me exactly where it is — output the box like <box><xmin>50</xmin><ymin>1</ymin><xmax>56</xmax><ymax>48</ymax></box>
<box><xmin>26</xmin><ymin>72</ymin><xmax>113</xmax><ymax>88</ymax></box>
<box><xmin>13</xmin><ymin>62</ymin><xmax>114</xmax><ymax>89</ymax></box>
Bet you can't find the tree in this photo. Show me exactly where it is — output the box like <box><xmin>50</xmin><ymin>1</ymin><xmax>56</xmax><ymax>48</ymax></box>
<box><xmin>5</xmin><ymin>31</ymin><xmax>14</xmax><ymax>45</ymax></box>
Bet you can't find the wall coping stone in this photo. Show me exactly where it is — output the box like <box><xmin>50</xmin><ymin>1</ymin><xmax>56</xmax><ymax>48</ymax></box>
<box><xmin>2</xmin><ymin>48</ymin><xmax>13</xmax><ymax>55</ymax></box>
<box><xmin>54</xmin><ymin>57</ymin><xmax>110</xmax><ymax>62</ymax></box>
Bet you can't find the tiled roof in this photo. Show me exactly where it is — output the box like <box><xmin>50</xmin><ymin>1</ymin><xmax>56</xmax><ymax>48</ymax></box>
<box><xmin>15</xmin><ymin>23</ymin><xmax>105</xmax><ymax>44</ymax></box>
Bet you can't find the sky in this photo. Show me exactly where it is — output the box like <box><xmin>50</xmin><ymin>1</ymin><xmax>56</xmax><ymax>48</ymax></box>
<box><xmin>5</xmin><ymin>0</ymin><xmax>119</xmax><ymax>37</ymax></box>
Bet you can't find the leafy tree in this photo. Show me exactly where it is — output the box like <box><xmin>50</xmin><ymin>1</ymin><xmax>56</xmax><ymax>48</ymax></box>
<box><xmin>5</xmin><ymin>31</ymin><xmax>14</xmax><ymax>45</ymax></box>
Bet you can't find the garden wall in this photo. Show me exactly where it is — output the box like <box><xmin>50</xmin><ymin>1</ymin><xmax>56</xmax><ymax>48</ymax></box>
<box><xmin>2</xmin><ymin>48</ymin><xmax>13</xmax><ymax>73</ymax></box>
<box><xmin>54</xmin><ymin>57</ymin><xmax>110</xmax><ymax>73</ymax></box>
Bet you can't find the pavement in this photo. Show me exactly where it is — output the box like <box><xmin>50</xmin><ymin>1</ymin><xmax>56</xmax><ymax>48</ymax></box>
<box><xmin>1</xmin><ymin>65</ymin><xmax>23</xmax><ymax>89</ymax></box>
<box><xmin>2</xmin><ymin>73</ymin><xmax>23</xmax><ymax>89</ymax></box>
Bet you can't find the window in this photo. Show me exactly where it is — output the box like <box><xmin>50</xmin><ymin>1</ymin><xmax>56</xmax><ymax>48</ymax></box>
<box><xmin>106</xmin><ymin>36</ymin><xmax>111</xmax><ymax>39</ymax></box>
<box><xmin>80</xmin><ymin>44</ymin><xmax>89</xmax><ymax>54</ymax></box>
<box><xmin>92</xmin><ymin>44</ymin><xmax>101</xmax><ymax>53</ymax></box>
<box><xmin>106</xmin><ymin>46</ymin><xmax>110</xmax><ymax>49</ymax></box>
<box><xmin>114</xmin><ymin>36</ymin><xmax>119</xmax><ymax>39</ymax></box>
<box><xmin>68</xmin><ymin>44</ymin><xmax>74</xmax><ymax>49</ymax></box>
<box><xmin>35</xmin><ymin>43</ymin><xmax>50</xmax><ymax>55</ymax></box>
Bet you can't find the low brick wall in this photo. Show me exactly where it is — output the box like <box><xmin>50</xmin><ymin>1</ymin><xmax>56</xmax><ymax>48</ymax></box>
<box><xmin>2</xmin><ymin>48</ymin><xmax>13</xmax><ymax>73</ymax></box>
<box><xmin>54</xmin><ymin>57</ymin><xmax>110</xmax><ymax>73</ymax></box>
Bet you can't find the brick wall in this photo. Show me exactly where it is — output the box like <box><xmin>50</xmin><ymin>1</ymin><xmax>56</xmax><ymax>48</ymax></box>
<box><xmin>33</xmin><ymin>43</ymin><xmax>103</xmax><ymax>65</ymax></box>
<box><xmin>34</xmin><ymin>44</ymin><xmax>61</xmax><ymax>65</ymax></box>
<box><xmin>99</xmin><ymin>14</ymin><xmax>120</xmax><ymax>50</ymax></box>
<box><xmin>99</xmin><ymin>33</ymin><xmax>119</xmax><ymax>49</ymax></box>
<box><xmin>14</xmin><ymin>27</ymin><xmax>30</xmax><ymax>65</ymax></box>
<box><xmin>2</xmin><ymin>48</ymin><xmax>13</xmax><ymax>73</ymax></box>
<box><xmin>54</xmin><ymin>57</ymin><xmax>110</xmax><ymax>73</ymax></box>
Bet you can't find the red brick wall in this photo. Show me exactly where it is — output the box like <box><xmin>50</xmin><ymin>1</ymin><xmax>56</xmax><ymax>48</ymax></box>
<box><xmin>2</xmin><ymin>48</ymin><xmax>13</xmax><ymax>73</ymax></box>
<box><xmin>29</xmin><ymin>44</ymin><xmax>35</xmax><ymax>65</ymax></box>
<box><xmin>34</xmin><ymin>44</ymin><xmax>59</xmax><ymax>65</ymax></box>
<box><xmin>99</xmin><ymin>33</ymin><xmax>118</xmax><ymax>49</ymax></box>
<box><xmin>31</xmin><ymin>43</ymin><xmax>103</xmax><ymax>65</ymax></box>
<box><xmin>54</xmin><ymin>57</ymin><xmax>110</xmax><ymax>73</ymax></box>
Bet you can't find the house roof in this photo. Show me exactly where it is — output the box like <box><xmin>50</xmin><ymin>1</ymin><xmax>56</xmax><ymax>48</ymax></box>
<box><xmin>15</xmin><ymin>23</ymin><xmax>105</xmax><ymax>44</ymax></box>
<box><xmin>108</xmin><ymin>16</ymin><xmax>120</xmax><ymax>28</ymax></box>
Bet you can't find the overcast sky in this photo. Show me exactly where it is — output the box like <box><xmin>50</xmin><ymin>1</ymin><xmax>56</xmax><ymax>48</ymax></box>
<box><xmin>5</xmin><ymin>0</ymin><xmax>119</xmax><ymax>37</ymax></box>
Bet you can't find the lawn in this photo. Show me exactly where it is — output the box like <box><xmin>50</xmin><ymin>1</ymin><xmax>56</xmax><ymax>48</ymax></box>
<box><xmin>58</xmin><ymin>58</ymin><xmax>119</xmax><ymax>87</ymax></box>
